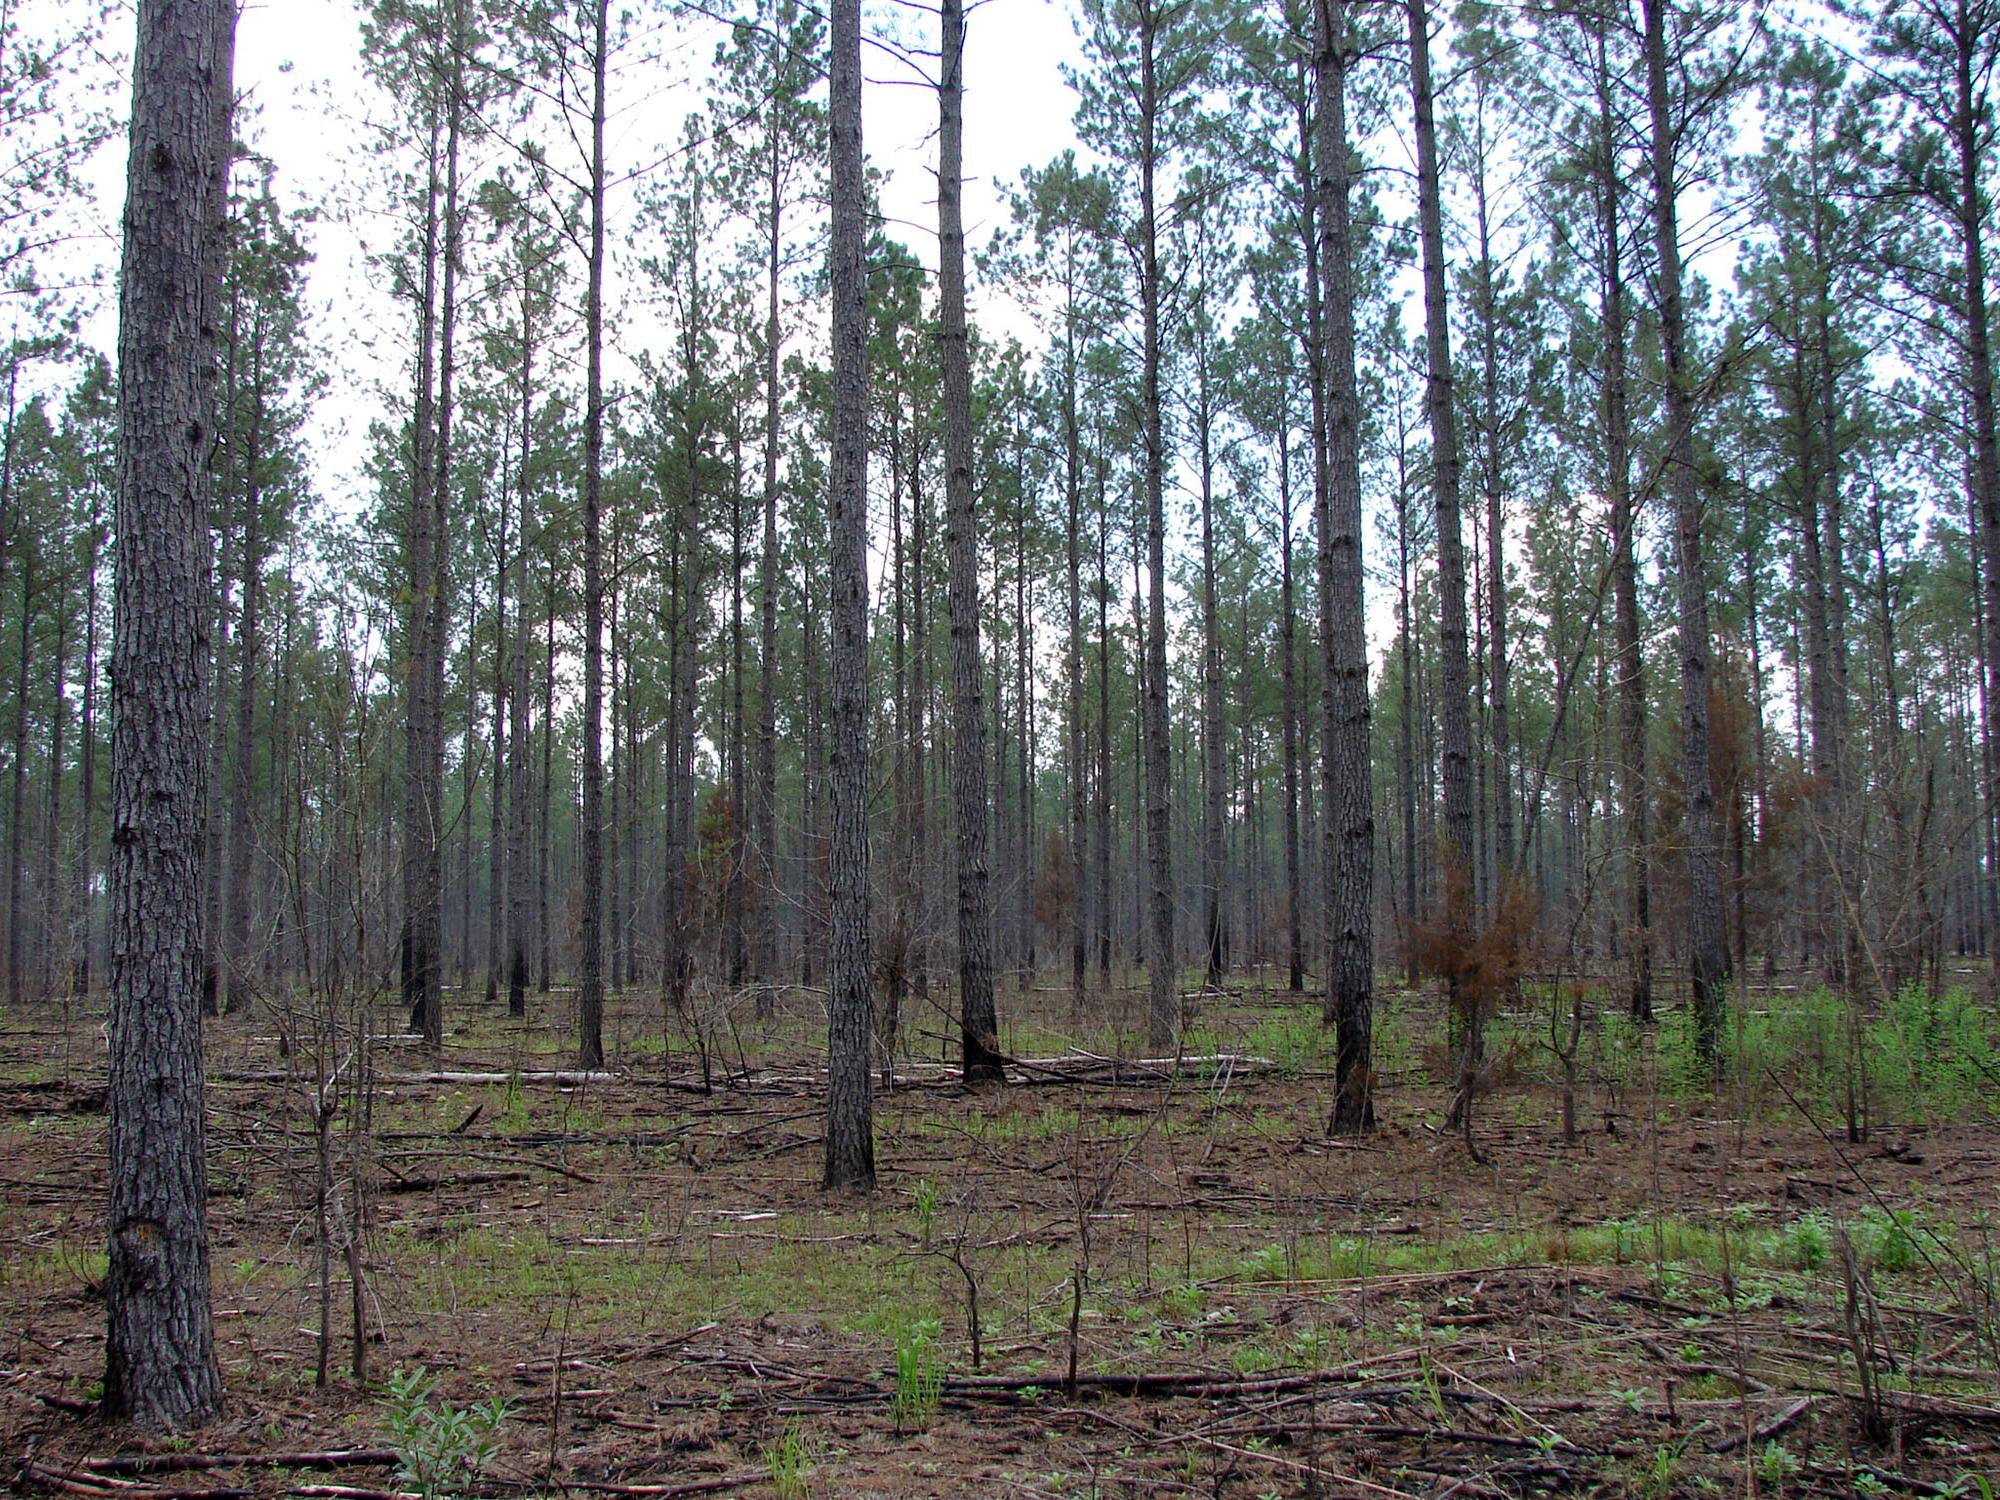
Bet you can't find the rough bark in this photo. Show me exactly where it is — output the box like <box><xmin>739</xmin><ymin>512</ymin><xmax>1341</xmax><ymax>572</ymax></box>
<box><xmin>822</xmin><ymin>0</ymin><xmax>874</xmax><ymax>1189</ymax></box>
<box><xmin>939</xmin><ymin>0</ymin><xmax>1002</xmax><ymax>1085</ymax></box>
<box><xmin>1642</xmin><ymin>0</ymin><xmax>1729</xmax><ymax>1065</ymax></box>
<box><xmin>104</xmin><ymin>0</ymin><xmax>232</xmax><ymax>1429</ymax></box>
<box><xmin>1315</xmin><ymin>0</ymin><xmax>1374</xmax><ymax>1133</ymax></box>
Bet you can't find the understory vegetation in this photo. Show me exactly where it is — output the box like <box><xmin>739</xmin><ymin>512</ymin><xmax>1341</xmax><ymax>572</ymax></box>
<box><xmin>5</xmin><ymin>972</ymin><xmax>1997</xmax><ymax>1496</ymax></box>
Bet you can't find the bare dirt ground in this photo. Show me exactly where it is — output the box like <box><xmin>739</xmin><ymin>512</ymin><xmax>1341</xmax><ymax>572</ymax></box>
<box><xmin>2</xmin><ymin>973</ymin><xmax>1996</xmax><ymax>1498</ymax></box>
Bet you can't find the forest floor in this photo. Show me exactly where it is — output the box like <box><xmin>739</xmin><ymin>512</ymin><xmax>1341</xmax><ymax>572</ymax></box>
<box><xmin>1</xmin><ymin>971</ymin><xmax>1997</xmax><ymax>1498</ymax></box>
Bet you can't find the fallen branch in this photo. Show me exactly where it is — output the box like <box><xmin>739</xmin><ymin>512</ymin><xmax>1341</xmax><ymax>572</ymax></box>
<box><xmin>564</xmin><ymin>1474</ymin><xmax>764</xmax><ymax>1497</ymax></box>
<box><xmin>82</xmin><ymin>1452</ymin><xmax>397</xmax><ymax>1477</ymax></box>
<box><xmin>1708</xmin><ymin>1396</ymin><xmax>1815</xmax><ymax>1454</ymax></box>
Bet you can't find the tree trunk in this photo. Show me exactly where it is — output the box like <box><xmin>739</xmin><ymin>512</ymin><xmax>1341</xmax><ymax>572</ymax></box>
<box><xmin>1592</xmin><ymin>18</ymin><xmax>1651</xmax><ymax>1021</ymax></box>
<box><xmin>1951</xmin><ymin>12</ymin><xmax>2000</xmax><ymax>995</ymax></box>
<box><xmin>103</xmin><ymin>0</ymin><xmax>232</xmax><ymax>1428</ymax></box>
<box><xmin>1408</xmin><ymin>0</ymin><xmax>1475</xmax><ymax>1123</ymax></box>
<box><xmin>576</xmin><ymin>0</ymin><xmax>608</xmax><ymax>1071</ymax></box>
<box><xmin>507</xmin><ymin>279</ymin><xmax>534</xmax><ymax>1020</ymax></box>
<box><xmin>822</xmin><ymin>0</ymin><xmax>875</xmax><ymax>1189</ymax></box>
<box><xmin>222</xmin><ymin>359</ymin><xmax>265</xmax><ymax>1015</ymax></box>
<box><xmin>403</xmin><ymin>0</ymin><xmax>465</xmax><ymax>1047</ymax></box>
<box><xmin>485</xmin><ymin>469</ymin><xmax>507</xmax><ymax>1007</ymax></box>
<box><xmin>941</xmin><ymin>2</ymin><xmax>1002</xmax><ymax>1080</ymax></box>
<box><xmin>79</xmin><ymin>484</ymin><xmax>100</xmax><ymax>998</ymax></box>
<box><xmin>1196</xmin><ymin>336</ymin><xmax>1228</xmax><ymax>991</ymax></box>
<box><xmin>1643</xmin><ymin>0</ymin><xmax>1729</xmax><ymax>1066</ymax></box>
<box><xmin>1470</xmin><ymin>122</ymin><xmax>1511</xmax><ymax>888</ymax></box>
<box><xmin>1316</xmin><ymin>0</ymin><xmax>1374</xmax><ymax>1133</ymax></box>
<box><xmin>8</xmin><ymin>555</ymin><xmax>33</xmax><ymax>1007</ymax></box>
<box><xmin>1137</xmin><ymin>4</ymin><xmax>1177</xmax><ymax>1053</ymax></box>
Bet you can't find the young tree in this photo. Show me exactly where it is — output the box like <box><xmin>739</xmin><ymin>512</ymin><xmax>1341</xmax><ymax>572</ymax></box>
<box><xmin>103</xmin><ymin>0</ymin><xmax>233</xmax><ymax>1429</ymax></box>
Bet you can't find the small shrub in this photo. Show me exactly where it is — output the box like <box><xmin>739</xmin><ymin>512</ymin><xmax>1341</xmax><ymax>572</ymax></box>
<box><xmin>1782</xmin><ymin>1213</ymin><xmax>1830</xmax><ymax>1272</ymax></box>
<box><xmin>380</xmin><ymin>1366</ymin><xmax>510</xmax><ymax>1500</ymax></box>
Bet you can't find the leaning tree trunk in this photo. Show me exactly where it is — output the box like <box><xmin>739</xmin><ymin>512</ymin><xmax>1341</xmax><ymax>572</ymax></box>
<box><xmin>104</xmin><ymin>0</ymin><xmax>232</xmax><ymax>1429</ymax></box>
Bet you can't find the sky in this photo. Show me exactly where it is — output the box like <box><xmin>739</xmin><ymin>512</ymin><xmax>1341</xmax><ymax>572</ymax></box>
<box><xmin>66</xmin><ymin>0</ymin><xmax>1091</xmax><ymax>521</ymax></box>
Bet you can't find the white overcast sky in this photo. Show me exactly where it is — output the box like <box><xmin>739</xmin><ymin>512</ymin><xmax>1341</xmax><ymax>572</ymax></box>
<box><xmin>62</xmin><ymin>0</ymin><xmax>1087</xmax><ymax>516</ymax></box>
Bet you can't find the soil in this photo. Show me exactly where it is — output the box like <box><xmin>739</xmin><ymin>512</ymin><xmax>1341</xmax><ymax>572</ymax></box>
<box><xmin>3</xmin><ymin>975</ymin><xmax>1996</xmax><ymax>1498</ymax></box>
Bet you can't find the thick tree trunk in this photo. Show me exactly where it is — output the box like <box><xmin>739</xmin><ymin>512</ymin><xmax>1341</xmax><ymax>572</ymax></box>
<box><xmin>940</xmin><ymin>5</ymin><xmax>1002</xmax><ymax>1080</ymax></box>
<box><xmin>1316</xmin><ymin>0</ymin><xmax>1374</xmax><ymax>1133</ymax></box>
<box><xmin>823</xmin><ymin>0</ymin><xmax>874</xmax><ymax>1189</ymax></box>
<box><xmin>103</xmin><ymin>0</ymin><xmax>232</xmax><ymax>1429</ymax></box>
<box><xmin>1643</xmin><ymin>0</ymin><xmax>1729</xmax><ymax>1067</ymax></box>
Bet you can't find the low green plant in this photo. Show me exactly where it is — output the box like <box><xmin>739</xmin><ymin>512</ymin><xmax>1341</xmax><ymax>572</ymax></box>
<box><xmin>1782</xmin><ymin>1213</ymin><xmax>1830</xmax><ymax>1271</ymax></box>
<box><xmin>765</xmin><ymin>1422</ymin><xmax>816</xmax><ymax>1499</ymax></box>
<box><xmin>1871</xmin><ymin>1207</ymin><xmax>1923</xmax><ymax>1273</ymax></box>
<box><xmin>1643</xmin><ymin>1440</ymin><xmax>1683</xmax><ymax>1500</ymax></box>
<box><xmin>380</xmin><ymin>1366</ymin><xmax>510</xmax><ymax>1499</ymax></box>
<box><xmin>892</xmin><ymin>1317</ymin><xmax>943</xmax><ymax>1432</ymax></box>
<box><xmin>1757</xmin><ymin>1439</ymin><xmax>1801</xmax><ymax>1488</ymax></box>
<box><xmin>911</xmin><ymin>1178</ymin><xmax>939</xmax><ymax>1250</ymax></box>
